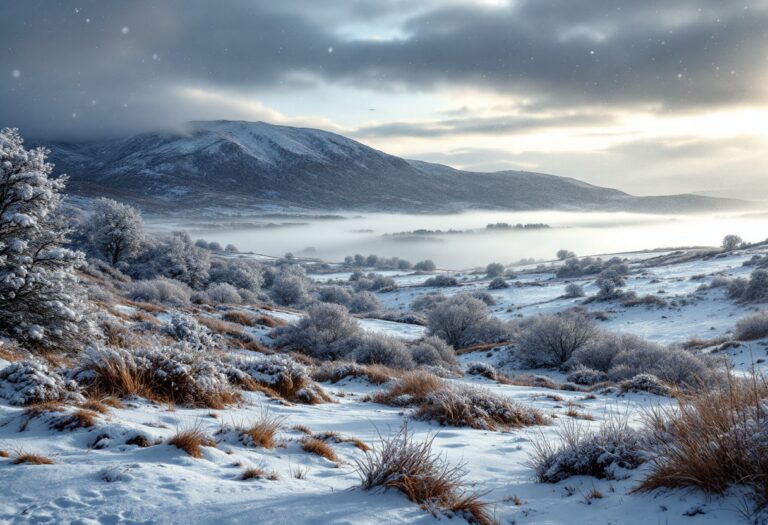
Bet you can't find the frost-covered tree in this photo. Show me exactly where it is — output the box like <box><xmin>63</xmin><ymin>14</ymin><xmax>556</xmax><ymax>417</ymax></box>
<box><xmin>0</xmin><ymin>128</ymin><xmax>94</xmax><ymax>349</ymax></box>
<box><xmin>157</xmin><ymin>232</ymin><xmax>210</xmax><ymax>289</ymax></box>
<box><xmin>722</xmin><ymin>234</ymin><xmax>743</xmax><ymax>252</ymax></box>
<box><xmin>556</xmin><ymin>249</ymin><xmax>575</xmax><ymax>260</ymax></box>
<box><xmin>85</xmin><ymin>198</ymin><xmax>146</xmax><ymax>266</ymax></box>
<box><xmin>486</xmin><ymin>262</ymin><xmax>504</xmax><ymax>277</ymax></box>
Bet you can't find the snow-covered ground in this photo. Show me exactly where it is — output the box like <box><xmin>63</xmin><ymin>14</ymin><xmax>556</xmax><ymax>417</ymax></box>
<box><xmin>2</xmin><ymin>243</ymin><xmax>768</xmax><ymax>524</ymax></box>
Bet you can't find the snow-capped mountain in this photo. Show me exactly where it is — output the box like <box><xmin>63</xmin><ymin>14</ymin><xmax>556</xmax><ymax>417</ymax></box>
<box><xmin>44</xmin><ymin>120</ymin><xmax>746</xmax><ymax>213</ymax></box>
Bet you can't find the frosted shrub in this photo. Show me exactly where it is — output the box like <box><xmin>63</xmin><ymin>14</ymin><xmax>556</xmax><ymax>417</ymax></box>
<box><xmin>427</xmin><ymin>294</ymin><xmax>508</xmax><ymax>348</ymax></box>
<box><xmin>531</xmin><ymin>418</ymin><xmax>646</xmax><ymax>482</ymax></box>
<box><xmin>205</xmin><ymin>282</ymin><xmax>242</xmax><ymax>304</ymax></box>
<box><xmin>270</xmin><ymin>266</ymin><xmax>311</xmax><ymax>306</ymax></box>
<box><xmin>146</xmin><ymin>232</ymin><xmax>210</xmax><ymax>289</ymax></box>
<box><xmin>0</xmin><ymin>359</ymin><xmax>83</xmax><ymax>406</ymax></box>
<box><xmin>317</xmin><ymin>285</ymin><xmax>353</xmax><ymax>305</ymax></box>
<box><xmin>565</xmin><ymin>364</ymin><xmax>608</xmax><ymax>386</ymax></box>
<box><xmin>564</xmin><ymin>283</ymin><xmax>585</xmax><ymax>298</ymax></box>
<box><xmin>570</xmin><ymin>333</ymin><xmax>649</xmax><ymax>372</ymax></box>
<box><xmin>415</xmin><ymin>384</ymin><xmax>546</xmax><ymax>430</ymax></box>
<box><xmin>595</xmin><ymin>267</ymin><xmax>626</xmax><ymax>299</ymax></box>
<box><xmin>348</xmin><ymin>291</ymin><xmax>380</xmax><ymax>313</ymax></box>
<box><xmin>411</xmin><ymin>292</ymin><xmax>448</xmax><ymax>312</ymax></box>
<box><xmin>163</xmin><ymin>313</ymin><xmax>220</xmax><ymax>350</ymax></box>
<box><xmin>423</xmin><ymin>274</ymin><xmax>458</xmax><ymax>287</ymax></box>
<box><xmin>619</xmin><ymin>373</ymin><xmax>670</xmax><ymax>396</ymax></box>
<box><xmin>414</xmin><ymin>259</ymin><xmax>436</xmax><ymax>272</ymax></box>
<box><xmin>208</xmin><ymin>259</ymin><xmax>262</xmax><ymax>291</ymax></box>
<box><xmin>734</xmin><ymin>311</ymin><xmax>768</xmax><ymax>340</ymax></box>
<box><xmin>352</xmin><ymin>274</ymin><xmax>397</xmax><ymax>292</ymax></box>
<box><xmin>226</xmin><ymin>353</ymin><xmax>328</xmax><ymax>404</ymax></box>
<box><xmin>0</xmin><ymin>128</ymin><xmax>95</xmax><ymax>350</ymax></box>
<box><xmin>743</xmin><ymin>269</ymin><xmax>768</xmax><ymax>302</ymax></box>
<box><xmin>353</xmin><ymin>333</ymin><xmax>414</xmax><ymax>370</ymax></box>
<box><xmin>488</xmin><ymin>277</ymin><xmax>509</xmax><ymax>289</ymax></box>
<box><xmin>272</xmin><ymin>302</ymin><xmax>361</xmax><ymax>360</ymax></box>
<box><xmin>606</xmin><ymin>344</ymin><xmax>716</xmax><ymax>388</ymax></box>
<box><xmin>465</xmin><ymin>361</ymin><xmax>497</xmax><ymax>380</ymax></box>
<box><xmin>518</xmin><ymin>313</ymin><xmax>596</xmax><ymax>368</ymax></box>
<box><xmin>72</xmin><ymin>344</ymin><xmax>238</xmax><ymax>408</ymax></box>
<box><xmin>486</xmin><ymin>263</ymin><xmax>504</xmax><ymax>277</ymax></box>
<box><xmin>410</xmin><ymin>336</ymin><xmax>456</xmax><ymax>369</ymax></box>
<box><xmin>126</xmin><ymin>277</ymin><xmax>191</xmax><ymax>306</ymax></box>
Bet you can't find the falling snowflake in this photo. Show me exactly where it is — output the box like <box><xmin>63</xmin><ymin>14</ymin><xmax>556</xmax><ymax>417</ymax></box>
<box><xmin>121</xmin><ymin>26</ymin><xmax>130</xmax><ymax>34</ymax></box>
<box><xmin>328</xmin><ymin>47</ymin><xmax>333</xmax><ymax>53</ymax></box>
<box><xmin>11</xmin><ymin>69</ymin><xmax>20</xmax><ymax>78</ymax></box>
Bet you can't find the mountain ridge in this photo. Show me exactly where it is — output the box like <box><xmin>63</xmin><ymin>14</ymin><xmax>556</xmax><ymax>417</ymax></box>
<box><xmin>40</xmin><ymin>120</ymin><xmax>748</xmax><ymax>214</ymax></box>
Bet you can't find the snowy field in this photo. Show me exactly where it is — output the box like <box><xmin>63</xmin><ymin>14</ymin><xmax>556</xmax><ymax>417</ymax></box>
<box><xmin>2</xmin><ymin>242</ymin><xmax>768</xmax><ymax>524</ymax></box>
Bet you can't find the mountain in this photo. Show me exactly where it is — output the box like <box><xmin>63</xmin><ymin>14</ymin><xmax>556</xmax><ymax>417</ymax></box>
<box><xmin>42</xmin><ymin>120</ymin><xmax>748</xmax><ymax>214</ymax></box>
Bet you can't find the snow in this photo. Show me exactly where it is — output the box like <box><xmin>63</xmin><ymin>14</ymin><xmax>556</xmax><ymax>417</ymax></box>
<box><xmin>2</xmin><ymin>244</ymin><xmax>768</xmax><ymax>523</ymax></box>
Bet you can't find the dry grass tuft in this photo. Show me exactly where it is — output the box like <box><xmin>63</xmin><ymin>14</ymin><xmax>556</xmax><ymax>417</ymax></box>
<box><xmin>312</xmin><ymin>362</ymin><xmax>399</xmax><ymax>385</ymax></box>
<box><xmin>197</xmin><ymin>316</ymin><xmax>246</xmax><ymax>338</ymax></box>
<box><xmin>313</xmin><ymin>431</ymin><xmax>371</xmax><ymax>452</ymax></box>
<box><xmin>168</xmin><ymin>427</ymin><xmax>216</xmax><ymax>458</ymax></box>
<box><xmin>254</xmin><ymin>314</ymin><xmax>286</xmax><ymax>328</ymax></box>
<box><xmin>0</xmin><ymin>344</ymin><xmax>24</xmax><ymax>362</ymax></box>
<box><xmin>0</xmin><ymin>450</ymin><xmax>9</xmax><ymax>458</ymax></box>
<box><xmin>300</xmin><ymin>437</ymin><xmax>339</xmax><ymax>463</ymax></box>
<box><xmin>53</xmin><ymin>409</ymin><xmax>98</xmax><ymax>431</ymax></box>
<box><xmin>371</xmin><ymin>371</ymin><xmax>443</xmax><ymax>405</ymax></box>
<box><xmin>564</xmin><ymin>407</ymin><xmax>595</xmax><ymax>421</ymax></box>
<box><xmin>222</xmin><ymin>311</ymin><xmax>257</xmax><ymax>326</ymax></box>
<box><xmin>291</xmin><ymin>424</ymin><xmax>312</xmax><ymax>435</ymax></box>
<box><xmin>12</xmin><ymin>451</ymin><xmax>54</xmax><ymax>465</ymax></box>
<box><xmin>356</xmin><ymin>424</ymin><xmax>496</xmax><ymax>525</ymax></box>
<box><xmin>238</xmin><ymin>412</ymin><xmax>284</xmax><ymax>449</ymax></box>
<box><xmin>126</xmin><ymin>435</ymin><xmax>153</xmax><ymax>448</ymax></box>
<box><xmin>636</xmin><ymin>373</ymin><xmax>768</xmax><ymax>510</ymax></box>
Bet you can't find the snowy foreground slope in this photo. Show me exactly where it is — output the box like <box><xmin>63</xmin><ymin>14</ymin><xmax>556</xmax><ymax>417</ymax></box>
<box><xmin>2</xmin><ymin>244</ymin><xmax>768</xmax><ymax>524</ymax></box>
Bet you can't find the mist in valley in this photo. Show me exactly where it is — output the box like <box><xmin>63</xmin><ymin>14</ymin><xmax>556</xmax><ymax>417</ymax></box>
<box><xmin>162</xmin><ymin>210</ymin><xmax>768</xmax><ymax>268</ymax></box>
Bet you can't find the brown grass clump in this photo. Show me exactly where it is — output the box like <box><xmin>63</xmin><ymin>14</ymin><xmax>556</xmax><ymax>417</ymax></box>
<box><xmin>254</xmin><ymin>314</ymin><xmax>286</xmax><ymax>328</ymax></box>
<box><xmin>0</xmin><ymin>343</ymin><xmax>23</xmax><ymax>362</ymax></box>
<box><xmin>312</xmin><ymin>362</ymin><xmax>399</xmax><ymax>385</ymax></box>
<box><xmin>356</xmin><ymin>424</ymin><xmax>496</xmax><ymax>525</ymax></box>
<box><xmin>313</xmin><ymin>431</ymin><xmax>370</xmax><ymax>452</ymax></box>
<box><xmin>79</xmin><ymin>398</ymin><xmax>111</xmax><ymax>414</ymax></box>
<box><xmin>124</xmin><ymin>300</ymin><xmax>165</xmax><ymax>313</ymax></box>
<box><xmin>12</xmin><ymin>452</ymin><xmax>54</xmax><ymax>465</ymax></box>
<box><xmin>636</xmin><ymin>374</ymin><xmax>768</xmax><ymax>510</ymax></box>
<box><xmin>300</xmin><ymin>438</ymin><xmax>339</xmax><ymax>463</ymax></box>
<box><xmin>126</xmin><ymin>435</ymin><xmax>153</xmax><ymax>448</ymax></box>
<box><xmin>564</xmin><ymin>407</ymin><xmax>595</xmax><ymax>421</ymax></box>
<box><xmin>238</xmin><ymin>412</ymin><xmax>284</xmax><ymax>449</ymax></box>
<box><xmin>0</xmin><ymin>450</ymin><xmax>9</xmax><ymax>458</ymax></box>
<box><xmin>168</xmin><ymin>427</ymin><xmax>216</xmax><ymax>458</ymax></box>
<box><xmin>371</xmin><ymin>371</ymin><xmax>443</xmax><ymax>405</ymax></box>
<box><xmin>52</xmin><ymin>409</ymin><xmax>98</xmax><ymax>431</ymax></box>
<box><xmin>197</xmin><ymin>317</ymin><xmax>246</xmax><ymax>338</ymax></box>
<box><xmin>222</xmin><ymin>311</ymin><xmax>257</xmax><ymax>326</ymax></box>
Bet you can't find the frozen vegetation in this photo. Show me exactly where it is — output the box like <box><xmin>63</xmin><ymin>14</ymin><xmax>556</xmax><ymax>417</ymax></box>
<box><xmin>2</xmin><ymin>129</ymin><xmax>768</xmax><ymax>524</ymax></box>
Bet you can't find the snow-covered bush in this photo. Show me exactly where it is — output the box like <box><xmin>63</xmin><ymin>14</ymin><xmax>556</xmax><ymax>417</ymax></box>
<box><xmin>518</xmin><ymin>312</ymin><xmax>596</xmax><ymax>368</ymax></box>
<box><xmin>226</xmin><ymin>353</ymin><xmax>329</xmax><ymax>404</ymax></box>
<box><xmin>270</xmin><ymin>265</ymin><xmax>311</xmax><ymax>306</ymax></box>
<box><xmin>0</xmin><ymin>359</ymin><xmax>83</xmax><ymax>406</ymax></box>
<box><xmin>415</xmin><ymin>384</ymin><xmax>545</xmax><ymax>430</ymax></box>
<box><xmin>565</xmin><ymin>364</ymin><xmax>609</xmax><ymax>386</ymax></box>
<box><xmin>427</xmin><ymin>294</ymin><xmax>509</xmax><ymax>348</ymax></box>
<box><xmin>131</xmin><ymin>232</ymin><xmax>211</xmax><ymax>289</ymax></box>
<box><xmin>348</xmin><ymin>290</ymin><xmax>380</xmax><ymax>313</ymax></box>
<box><xmin>205</xmin><ymin>282</ymin><xmax>242</xmax><ymax>304</ymax></box>
<box><xmin>163</xmin><ymin>313</ymin><xmax>221</xmax><ymax>350</ymax></box>
<box><xmin>465</xmin><ymin>361</ymin><xmax>497</xmax><ymax>380</ymax></box>
<box><xmin>606</xmin><ymin>343</ymin><xmax>717</xmax><ymax>388</ymax></box>
<box><xmin>618</xmin><ymin>373</ymin><xmax>670</xmax><ymax>396</ymax></box>
<box><xmin>208</xmin><ymin>259</ymin><xmax>262</xmax><ymax>291</ymax></box>
<box><xmin>734</xmin><ymin>311</ymin><xmax>768</xmax><ymax>340</ymax></box>
<box><xmin>72</xmin><ymin>344</ymin><xmax>238</xmax><ymax>408</ymax></box>
<box><xmin>353</xmin><ymin>333</ymin><xmax>414</xmax><ymax>370</ymax></box>
<box><xmin>414</xmin><ymin>259</ymin><xmax>437</xmax><ymax>272</ymax></box>
<box><xmin>486</xmin><ymin>263</ymin><xmax>504</xmax><ymax>277</ymax></box>
<box><xmin>317</xmin><ymin>285</ymin><xmax>353</xmax><ymax>305</ymax></box>
<box><xmin>272</xmin><ymin>302</ymin><xmax>361</xmax><ymax>360</ymax></box>
<box><xmin>488</xmin><ymin>277</ymin><xmax>509</xmax><ymax>289</ymax></box>
<box><xmin>423</xmin><ymin>274</ymin><xmax>459</xmax><ymax>287</ymax></box>
<box><xmin>0</xmin><ymin>128</ymin><xmax>95</xmax><ymax>349</ymax></box>
<box><xmin>84</xmin><ymin>198</ymin><xmax>146</xmax><ymax>267</ymax></box>
<box><xmin>410</xmin><ymin>336</ymin><xmax>456</xmax><ymax>369</ymax></box>
<box><xmin>126</xmin><ymin>277</ymin><xmax>192</xmax><ymax>306</ymax></box>
<box><xmin>564</xmin><ymin>283</ymin><xmax>585</xmax><ymax>298</ymax></box>
<box><xmin>411</xmin><ymin>292</ymin><xmax>448</xmax><ymax>312</ymax></box>
<box><xmin>569</xmin><ymin>333</ymin><xmax>648</xmax><ymax>372</ymax></box>
<box><xmin>531</xmin><ymin>418</ymin><xmax>646</xmax><ymax>482</ymax></box>
<box><xmin>352</xmin><ymin>273</ymin><xmax>397</xmax><ymax>292</ymax></box>
<box><xmin>595</xmin><ymin>266</ymin><xmax>626</xmax><ymax>299</ymax></box>
<box><xmin>556</xmin><ymin>256</ymin><xmax>627</xmax><ymax>278</ymax></box>
<box><xmin>556</xmin><ymin>249</ymin><xmax>575</xmax><ymax>260</ymax></box>
<box><xmin>743</xmin><ymin>269</ymin><xmax>768</xmax><ymax>302</ymax></box>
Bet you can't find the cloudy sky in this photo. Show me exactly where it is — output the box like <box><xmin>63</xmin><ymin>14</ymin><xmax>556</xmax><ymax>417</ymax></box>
<box><xmin>2</xmin><ymin>0</ymin><xmax>767</xmax><ymax>198</ymax></box>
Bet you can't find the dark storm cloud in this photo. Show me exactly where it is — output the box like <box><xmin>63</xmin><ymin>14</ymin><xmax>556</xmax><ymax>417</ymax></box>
<box><xmin>1</xmin><ymin>0</ymin><xmax>766</xmax><ymax>139</ymax></box>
